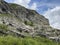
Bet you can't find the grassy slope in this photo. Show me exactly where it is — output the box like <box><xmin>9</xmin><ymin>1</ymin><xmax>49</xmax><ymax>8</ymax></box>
<box><xmin>0</xmin><ymin>36</ymin><xmax>59</xmax><ymax>45</ymax></box>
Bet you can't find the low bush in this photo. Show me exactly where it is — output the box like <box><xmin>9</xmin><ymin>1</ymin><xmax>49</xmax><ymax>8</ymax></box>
<box><xmin>0</xmin><ymin>24</ymin><xmax>8</xmax><ymax>31</ymax></box>
<box><xmin>24</xmin><ymin>21</ymin><xmax>34</xmax><ymax>26</ymax></box>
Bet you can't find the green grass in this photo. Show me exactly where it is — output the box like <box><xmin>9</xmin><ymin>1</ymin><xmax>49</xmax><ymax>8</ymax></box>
<box><xmin>24</xmin><ymin>21</ymin><xmax>34</xmax><ymax>26</ymax></box>
<box><xmin>10</xmin><ymin>3</ymin><xmax>19</xmax><ymax>9</ymax></box>
<box><xmin>0</xmin><ymin>36</ymin><xmax>59</xmax><ymax>45</ymax></box>
<box><xmin>0</xmin><ymin>13</ymin><xmax>22</xmax><ymax>23</ymax></box>
<box><xmin>0</xmin><ymin>14</ymin><xmax>12</xmax><ymax>17</ymax></box>
<box><xmin>0</xmin><ymin>24</ymin><xmax>8</xmax><ymax>31</ymax></box>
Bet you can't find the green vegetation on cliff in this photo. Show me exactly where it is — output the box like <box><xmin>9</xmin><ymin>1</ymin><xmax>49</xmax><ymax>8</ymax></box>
<box><xmin>0</xmin><ymin>24</ymin><xmax>8</xmax><ymax>31</ymax></box>
<box><xmin>24</xmin><ymin>21</ymin><xmax>34</xmax><ymax>26</ymax></box>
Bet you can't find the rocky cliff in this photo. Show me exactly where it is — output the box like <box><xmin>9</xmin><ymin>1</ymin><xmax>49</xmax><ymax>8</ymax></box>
<box><xmin>0</xmin><ymin>0</ymin><xmax>60</xmax><ymax>41</ymax></box>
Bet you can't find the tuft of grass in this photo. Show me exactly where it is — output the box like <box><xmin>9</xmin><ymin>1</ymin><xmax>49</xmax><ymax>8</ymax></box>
<box><xmin>0</xmin><ymin>14</ymin><xmax>11</xmax><ymax>17</ymax></box>
<box><xmin>24</xmin><ymin>21</ymin><xmax>34</xmax><ymax>26</ymax></box>
<box><xmin>0</xmin><ymin>24</ymin><xmax>8</xmax><ymax>31</ymax></box>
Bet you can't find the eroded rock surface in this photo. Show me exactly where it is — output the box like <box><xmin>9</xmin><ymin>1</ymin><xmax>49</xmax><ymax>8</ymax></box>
<box><xmin>0</xmin><ymin>0</ymin><xmax>60</xmax><ymax>41</ymax></box>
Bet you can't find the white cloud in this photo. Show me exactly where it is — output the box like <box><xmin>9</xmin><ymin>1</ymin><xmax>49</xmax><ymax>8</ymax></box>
<box><xmin>13</xmin><ymin>0</ymin><xmax>31</xmax><ymax>8</ymax></box>
<box><xmin>44</xmin><ymin>7</ymin><xmax>60</xmax><ymax>29</ymax></box>
<box><xmin>13</xmin><ymin>0</ymin><xmax>37</xmax><ymax>10</ymax></box>
<box><xmin>30</xmin><ymin>3</ymin><xmax>37</xmax><ymax>10</ymax></box>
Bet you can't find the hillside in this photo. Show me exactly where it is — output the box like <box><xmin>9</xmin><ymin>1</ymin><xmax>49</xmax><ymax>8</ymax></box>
<box><xmin>0</xmin><ymin>0</ymin><xmax>60</xmax><ymax>45</ymax></box>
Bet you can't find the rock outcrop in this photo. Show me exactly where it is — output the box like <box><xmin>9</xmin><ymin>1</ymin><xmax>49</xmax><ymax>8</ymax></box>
<box><xmin>0</xmin><ymin>0</ymin><xmax>60</xmax><ymax>41</ymax></box>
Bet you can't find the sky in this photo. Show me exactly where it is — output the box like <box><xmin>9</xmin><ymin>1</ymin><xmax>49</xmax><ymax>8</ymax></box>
<box><xmin>4</xmin><ymin>0</ymin><xmax>60</xmax><ymax>29</ymax></box>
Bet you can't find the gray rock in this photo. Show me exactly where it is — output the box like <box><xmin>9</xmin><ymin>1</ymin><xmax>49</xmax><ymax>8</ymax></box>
<box><xmin>0</xmin><ymin>0</ymin><xmax>60</xmax><ymax>41</ymax></box>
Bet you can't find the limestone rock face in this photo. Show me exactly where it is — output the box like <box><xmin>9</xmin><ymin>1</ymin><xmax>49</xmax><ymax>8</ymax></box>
<box><xmin>0</xmin><ymin>0</ymin><xmax>60</xmax><ymax>40</ymax></box>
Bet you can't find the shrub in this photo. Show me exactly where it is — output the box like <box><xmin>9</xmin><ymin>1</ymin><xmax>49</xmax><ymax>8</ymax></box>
<box><xmin>0</xmin><ymin>24</ymin><xmax>8</xmax><ymax>31</ymax></box>
<box><xmin>24</xmin><ymin>21</ymin><xmax>34</xmax><ymax>26</ymax></box>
